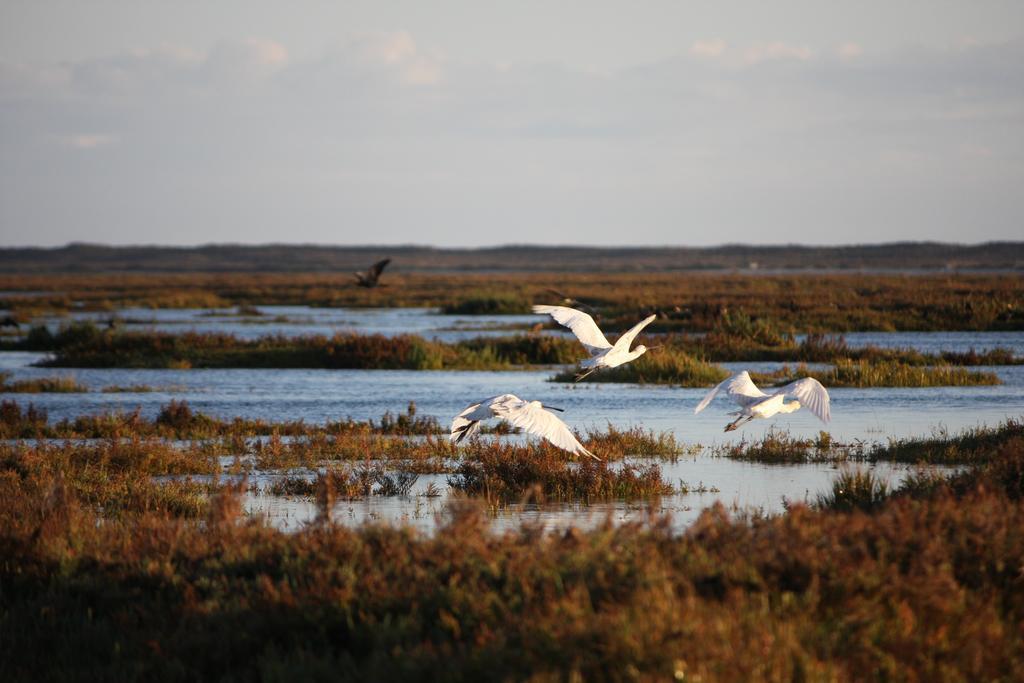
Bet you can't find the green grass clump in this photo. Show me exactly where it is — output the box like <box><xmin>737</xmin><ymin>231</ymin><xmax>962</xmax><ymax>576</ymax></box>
<box><xmin>720</xmin><ymin>421</ymin><xmax>1024</xmax><ymax>466</ymax></box>
<box><xmin>754</xmin><ymin>359</ymin><xmax>1001</xmax><ymax>388</ymax></box>
<box><xmin>100</xmin><ymin>384</ymin><xmax>158</xmax><ymax>393</ymax></box>
<box><xmin>581</xmin><ymin>424</ymin><xmax>687</xmax><ymax>458</ymax></box>
<box><xmin>441</xmin><ymin>294</ymin><xmax>532</xmax><ymax>315</ymax></box>
<box><xmin>870</xmin><ymin>419</ymin><xmax>1024</xmax><ymax>465</ymax></box>
<box><xmin>0</xmin><ymin>371</ymin><xmax>88</xmax><ymax>393</ymax></box>
<box><xmin>0</xmin><ymin>399</ymin><xmax>450</xmax><ymax>440</ymax></box>
<box><xmin>552</xmin><ymin>352</ymin><xmax>1001</xmax><ymax>387</ymax></box>
<box><xmin>676</xmin><ymin>330</ymin><xmax>1022</xmax><ymax>365</ymax></box>
<box><xmin>447</xmin><ymin>446</ymin><xmax>673</xmax><ymax>502</ymax></box>
<box><xmin>816</xmin><ymin>469</ymin><xmax>890</xmax><ymax>512</ymax></box>
<box><xmin>30</xmin><ymin>323</ymin><xmax>583</xmax><ymax>370</ymax></box>
<box><xmin>715</xmin><ymin>429</ymin><xmax>858</xmax><ymax>464</ymax></box>
<box><xmin>551</xmin><ymin>349</ymin><xmax>729</xmax><ymax>386</ymax></box>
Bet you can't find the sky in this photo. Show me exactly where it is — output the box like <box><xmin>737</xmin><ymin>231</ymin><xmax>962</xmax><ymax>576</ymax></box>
<box><xmin>1</xmin><ymin>1</ymin><xmax>1022</xmax><ymax>247</ymax></box>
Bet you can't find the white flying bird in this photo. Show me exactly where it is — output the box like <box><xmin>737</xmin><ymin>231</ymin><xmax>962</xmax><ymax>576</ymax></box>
<box><xmin>450</xmin><ymin>393</ymin><xmax>599</xmax><ymax>460</ymax></box>
<box><xmin>532</xmin><ymin>305</ymin><xmax>657</xmax><ymax>382</ymax></box>
<box><xmin>694</xmin><ymin>371</ymin><xmax>831</xmax><ymax>432</ymax></box>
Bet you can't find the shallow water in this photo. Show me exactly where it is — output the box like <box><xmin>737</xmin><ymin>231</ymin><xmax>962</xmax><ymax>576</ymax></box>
<box><xmin>17</xmin><ymin>305</ymin><xmax>1024</xmax><ymax>356</ymax></box>
<box><xmin>20</xmin><ymin>306</ymin><xmax>543</xmax><ymax>343</ymax></box>
<box><xmin>796</xmin><ymin>331</ymin><xmax>1024</xmax><ymax>356</ymax></box>
<box><xmin>238</xmin><ymin>458</ymin><xmax>954</xmax><ymax>534</ymax></box>
<box><xmin>4</xmin><ymin>357</ymin><xmax>1022</xmax><ymax>443</ymax></box>
<box><xmin>3</xmin><ymin>308</ymin><xmax>1023</xmax><ymax>533</ymax></box>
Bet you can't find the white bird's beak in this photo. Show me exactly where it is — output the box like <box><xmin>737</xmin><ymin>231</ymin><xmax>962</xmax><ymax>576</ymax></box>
<box><xmin>543</xmin><ymin>405</ymin><xmax>565</xmax><ymax>412</ymax></box>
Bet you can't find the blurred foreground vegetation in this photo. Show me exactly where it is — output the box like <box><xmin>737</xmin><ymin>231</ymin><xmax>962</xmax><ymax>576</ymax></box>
<box><xmin>1</xmin><ymin>416</ymin><xmax>1023</xmax><ymax>680</ymax></box>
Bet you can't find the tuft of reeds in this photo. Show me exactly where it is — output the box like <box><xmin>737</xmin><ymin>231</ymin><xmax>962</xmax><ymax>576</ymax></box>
<box><xmin>447</xmin><ymin>445</ymin><xmax>673</xmax><ymax>503</ymax></box>
<box><xmin>100</xmin><ymin>384</ymin><xmax>159</xmax><ymax>393</ymax></box>
<box><xmin>259</xmin><ymin>466</ymin><xmax>419</xmax><ymax>499</ymax></box>
<box><xmin>0</xmin><ymin>371</ymin><xmax>88</xmax><ymax>393</ymax></box>
<box><xmin>815</xmin><ymin>469</ymin><xmax>890</xmax><ymax>512</ymax></box>
<box><xmin>580</xmin><ymin>424</ymin><xmax>686</xmax><ymax>458</ymax></box>
<box><xmin>714</xmin><ymin>429</ymin><xmax>860</xmax><ymax>464</ymax></box>
<box><xmin>652</xmin><ymin>327</ymin><xmax>1023</xmax><ymax>366</ymax></box>
<box><xmin>0</xmin><ymin>400</ymin><xmax>446</xmax><ymax>440</ymax></box>
<box><xmin>869</xmin><ymin>418</ymin><xmax>1024</xmax><ymax>464</ymax></box>
<box><xmin>551</xmin><ymin>349</ymin><xmax>729</xmax><ymax>386</ymax></box>
<box><xmin>752</xmin><ymin>359</ymin><xmax>1001</xmax><ymax>388</ymax></box>
<box><xmin>719</xmin><ymin>421</ymin><xmax>1024</xmax><ymax>466</ymax></box>
<box><xmin>441</xmin><ymin>294</ymin><xmax>532</xmax><ymax>315</ymax></box>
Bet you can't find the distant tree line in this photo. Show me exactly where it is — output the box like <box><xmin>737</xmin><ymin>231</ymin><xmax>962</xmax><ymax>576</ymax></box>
<box><xmin>0</xmin><ymin>241</ymin><xmax>1021</xmax><ymax>273</ymax></box>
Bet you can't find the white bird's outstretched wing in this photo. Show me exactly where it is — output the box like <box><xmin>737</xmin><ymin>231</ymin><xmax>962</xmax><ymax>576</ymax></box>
<box><xmin>694</xmin><ymin>371</ymin><xmax>768</xmax><ymax>414</ymax></box>
<box><xmin>450</xmin><ymin>394</ymin><xmax>513</xmax><ymax>443</ymax></box>
<box><xmin>491</xmin><ymin>399</ymin><xmax>599</xmax><ymax>460</ymax></box>
<box><xmin>532</xmin><ymin>305</ymin><xmax>611</xmax><ymax>355</ymax></box>
<box><xmin>612</xmin><ymin>314</ymin><xmax>657</xmax><ymax>351</ymax></box>
<box><xmin>773</xmin><ymin>377</ymin><xmax>831</xmax><ymax>423</ymax></box>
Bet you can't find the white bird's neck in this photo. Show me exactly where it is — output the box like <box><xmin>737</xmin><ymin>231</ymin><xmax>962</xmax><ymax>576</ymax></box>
<box><xmin>627</xmin><ymin>347</ymin><xmax>647</xmax><ymax>362</ymax></box>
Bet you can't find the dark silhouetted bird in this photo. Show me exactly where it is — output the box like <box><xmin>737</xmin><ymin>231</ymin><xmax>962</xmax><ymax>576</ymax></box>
<box><xmin>353</xmin><ymin>258</ymin><xmax>391</xmax><ymax>288</ymax></box>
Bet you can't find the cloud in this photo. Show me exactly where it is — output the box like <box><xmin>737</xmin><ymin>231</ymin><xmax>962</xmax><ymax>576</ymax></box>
<box><xmin>743</xmin><ymin>42</ymin><xmax>813</xmax><ymax>65</ymax></box>
<box><xmin>0</xmin><ymin>34</ymin><xmax>1021</xmax><ymax>246</ymax></box>
<box><xmin>689</xmin><ymin>40</ymin><xmax>727</xmax><ymax>59</ymax></box>
<box><xmin>837</xmin><ymin>42</ymin><xmax>864</xmax><ymax>60</ymax></box>
<box><xmin>205</xmin><ymin>38</ymin><xmax>288</xmax><ymax>83</ymax></box>
<box><xmin>61</xmin><ymin>134</ymin><xmax>117</xmax><ymax>149</ymax></box>
<box><xmin>347</xmin><ymin>31</ymin><xmax>443</xmax><ymax>85</ymax></box>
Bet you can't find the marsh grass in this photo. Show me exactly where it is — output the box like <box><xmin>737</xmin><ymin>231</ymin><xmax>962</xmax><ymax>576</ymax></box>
<box><xmin>447</xmin><ymin>447</ymin><xmax>673</xmax><ymax>503</ymax></box>
<box><xmin>0</xmin><ymin>399</ymin><xmax>444</xmax><ymax>440</ymax></box>
<box><xmin>815</xmin><ymin>469</ymin><xmax>890</xmax><ymax>512</ymax></box>
<box><xmin>721</xmin><ymin>421</ymin><xmax>1024</xmax><ymax>466</ymax></box>
<box><xmin>12</xmin><ymin>319</ymin><xmax>1019</xmax><ymax>376</ymax></box>
<box><xmin>3</xmin><ymin>437</ymin><xmax>1024</xmax><ymax>679</ymax></box>
<box><xmin>551</xmin><ymin>349</ymin><xmax>730</xmax><ymax>386</ymax></box>
<box><xmin>0</xmin><ymin>439</ymin><xmax>219</xmax><ymax>521</ymax></box>
<box><xmin>714</xmin><ymin>429</ymin><xmax>863</xmax><ymax>464</ymax></box>
<box><xmin>25</xmin><ymin>322</ymin><xmax>583</xmax><ymax>370</ymax></box>
<box><xmin>552</xmin><ymin>351</ymin><xmax>1002</xmax><ymax>388</ymax></box>
<box><xmin>0</xmin><ymin>371</ymin><xmax>88</xmax><ymax>393</ymax></box>
<box><xmin>441</xmin><ymin>294</ymin><xmax>532</xmax><ymax>315</ymax></box>
<box><xmin>100</xmin><ymin>384</ymin><xmax>161</xmax><ymax>393</ymax></box>
<box><xmin>4</xmin><ymin>270</ymin><xmax>1022</xmax><ymax>332</ymax></box>
<box><xmin>752</xmin><ymin>359</ymin><xmax>1001</xmax><ymax>388</ymax></box>
<box><xmin>668</xmin><ymin>330</ymin><xmax>1022</xmax><ymax>365</ymax></box>
<box><xmin>870</xmin><ymin>418</ymin><xmax>1024</xmax><ymax>464</ymax></box>
<box><xmin>258</xmin><ymin>467</ymin><xmax>419</xmax><ymax>499</ymax></box>
<box><xmin>580</xmin><ymin>424</ymin><xmax>686</xmax><ymax>458</ymax></box>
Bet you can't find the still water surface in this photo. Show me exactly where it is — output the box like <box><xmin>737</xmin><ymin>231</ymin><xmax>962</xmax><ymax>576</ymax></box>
<box><xmin>3</xmin><ymin>306</ymin><xmax>1022</xmax><ymax>533</ymax></box>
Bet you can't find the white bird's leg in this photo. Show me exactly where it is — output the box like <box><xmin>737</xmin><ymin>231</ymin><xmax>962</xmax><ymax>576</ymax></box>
<box><xmin>574</xmin><ymin>367</ymin><xmax>598</xmax><ymax>383</ymax></box>
<box><xmin>452</xmin><ymin>420</ymin><xmax>479</xmax><ymax>444</ymax></box>
<box><xmin>724</xmin><ymin>415</ymin><xmax>754</xmax><ymax>432</ymax></box>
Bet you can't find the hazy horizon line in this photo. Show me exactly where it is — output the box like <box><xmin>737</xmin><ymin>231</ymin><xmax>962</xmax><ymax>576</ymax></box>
<box><xmin>3</xmin><ymin>239</ymin><xmax>1023</xmax><ymax>252</ymax></box>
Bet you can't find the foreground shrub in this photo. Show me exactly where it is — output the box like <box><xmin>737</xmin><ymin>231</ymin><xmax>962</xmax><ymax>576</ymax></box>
<box><xmin>3</xmin><ymin>442</ymin><xmax>1024</xmax><ymax>680</ymax></box>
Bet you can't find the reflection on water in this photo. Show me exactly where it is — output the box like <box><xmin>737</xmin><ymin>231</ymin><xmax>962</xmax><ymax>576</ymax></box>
<box><xmin>238</xmin><ymin>459</ymin><xmax>957</xmax><ymax>534</ymax></box>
